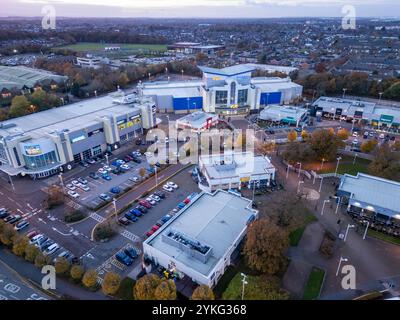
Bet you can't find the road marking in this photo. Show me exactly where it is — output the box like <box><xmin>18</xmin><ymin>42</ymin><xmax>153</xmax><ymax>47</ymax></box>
<box><xmin>120</xmin><ymin>230</ymin><xmax>140</xmax><ymax>242</ymax></box>
<box><xmin>89</xmin><ymin>212</ymin><xmax>106</xmax><ymax>223</ymax></box>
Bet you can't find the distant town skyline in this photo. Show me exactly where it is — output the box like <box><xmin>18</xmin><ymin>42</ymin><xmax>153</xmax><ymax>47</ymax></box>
<box><xmin>1</xmin><ymin>0</ymin><xmax>399</xmax><ymax>18</ymax></box>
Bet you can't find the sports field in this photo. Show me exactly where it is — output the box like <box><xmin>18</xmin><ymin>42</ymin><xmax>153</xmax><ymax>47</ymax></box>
<box><xmin>55</xmin><ymin>42</ymin><xmax>167</xmax><ymax>52</ymax></box>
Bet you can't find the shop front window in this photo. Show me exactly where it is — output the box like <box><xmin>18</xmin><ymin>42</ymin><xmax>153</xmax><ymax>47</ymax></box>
<box><xmin>23</xmin><ymin>151</ymin><xmax>58</xmax><ymax>169</ymax></box>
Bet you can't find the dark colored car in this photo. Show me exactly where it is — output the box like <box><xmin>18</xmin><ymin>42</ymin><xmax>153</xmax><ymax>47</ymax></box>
<box><xmin>124</xmin><ymin>155</ymin><xmax>134</xmax><ymax>162</ymax></box>
<box><xmin>268</xmin><ymin>129</ymin><xmax>275</xmax><ymax>134</ymax></box>
<box><xmin>0</xmin><ymin>211</ymin><xmax>9</xmax><ymax>219</ymax></box>
<box><xmin>112</xmin><ymin>168</ymin><xmax>122</xmax><ymax>175</ymax></box>
<box><xmin>15</xmin><ymin>220</ymin><xmax>29</xmax><ymax>231</ymax></box>
<box><xmin>7</xmin><ymin>215</ymin><xmax>22</xmax><ymax>224</ymax></box>
<box><xmin>110</xmin><ymin>187</ymin><xmax>121</xmax><ymax>194</ymax></box>
<box><xmin>161</xmin><ymin>215</ymin><xmax>172</xmax><ymax>223</ymax></box>
<box><xmin>154</xmin><ymin>191</ymin><xmax>165</xmax><ymax>199</ymax></box>
<box><xmin>118</xmin><ymin>217</ymin><xmax>130</xmax><ymax>226</ymax></box>
<box><xmin>136</xmin><ymin>205</ymin><xmax>148</xmax><ymax>214</ymax></box>
<box><xmin>124</xmin><ymin>247</ymin><xmax>138</xmax><ymax>259</ymax></box>
<box><xmin>131</xmin><ymin>157</ymin><xmax>142</xmax><ymax>164</ymax></box>
<box><xmin>129</xmin><ymin>208</ymin><xmax>143</xmax><ymax>217</ymax></box>
<box><xmin>102</xmin><ymin>174</ymin><xmax>111</xmax><ymax>181</ymax></box>
<box><xmin>115</xmin><ymin>252</ymin><xmax>133</xmax><ymax>266</ymax></box>
<box><xmin>79</xmin><ymin>161</ymin><xmax>89</xmax><ymax>168</ymax></box>
<box><xmin>124</xmin><ymin>212</ymin><xmax>138</xmax><ymax>222</ymax></box>
<box><xmin>89</xmin><ymin>172</ymin><xmax>100</xmax><ymax>180</ymax></box>
<box><xmin>135</xmin><ymin>139</ymin><xmax>142</xmax><ymax>146</ymax></box>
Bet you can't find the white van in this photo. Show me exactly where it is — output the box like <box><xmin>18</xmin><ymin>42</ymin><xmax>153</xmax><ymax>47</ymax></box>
<box><xmin>44</xmin><ymin>243</ymin><xmax>60</xmax><ymax>255</ymax></box>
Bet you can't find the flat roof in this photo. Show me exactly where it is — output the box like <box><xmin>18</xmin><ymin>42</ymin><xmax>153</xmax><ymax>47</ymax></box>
<box><xmin>0</xmin><ymin>92</ymin><xmax>149</xmax><ymax>140</ymax></box>
<box><xmin>199</xmin><ymin>65</ymin><xmax>255</xmax><ymax>76</ymax></box>
<box><xmin>200</xmin><ymin>152</ymin><xmax>275</xmax><ymax>180</ymax></box>
<box><xmin>0</xmin><ymin>65</ymin><xmax>67</xmax><ymax>90</ymax></box>
<box><xmin>251</xmin><ymin>77</ymin><xmax>303</xmax><ymax>91</ymax></box>
<box><xmin>260</xmin><ymin>105</ymin><xmax>308</xmax><ymax>121</ymax></box>
<box><xmin>176</xmin><ymin>111</ymin><xmax>218</xmax><ymax>129</ymax></box>
<box><xmin>146</xmin><ymin>190</ymin><xmax>257</xmax><ymax>277</ymax></box>
<box><xmin>142</xmin><ymin>81</ymin><xmax>203</xmax><ymax>98</ymax></box>
<box><xmin>339</xmin><ymin>173</ymin><xmax>400</xmax><ymax>217</ymax></box>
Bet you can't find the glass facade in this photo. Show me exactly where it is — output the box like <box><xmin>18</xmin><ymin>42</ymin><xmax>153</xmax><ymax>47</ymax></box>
<box><xmin>238</xmin><ymin>89</ymin><xmax>248</xmax><ymax>105</ymax></box>
<box><xmin>230</xmin><ymin>82</ymin><xmax>236</xmax><ymax>105</ymax></box>
<box><xmin>92</xmin><ymin>145</ymin><xmax>102</xmax><ymax>156</ymax></box>
<box><xmin>23</xmin><ymin>151</ymin><xmax>58</xmax><ymax>169</ymax></box>
<box><xmin>215</xmin><ymin>91</ymin><xmax>228</xmax><ymax>105</ymax></box>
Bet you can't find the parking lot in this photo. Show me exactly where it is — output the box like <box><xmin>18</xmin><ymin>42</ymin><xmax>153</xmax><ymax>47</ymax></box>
<box><xmin>81</xmin><ymin>165</ymin><xmax>200</xmax><ymax>279</ymax></box>
<box><xmin>54</xmin><ymin>151</ymin><xmax>151</xmax><ymax>209</ymax></box>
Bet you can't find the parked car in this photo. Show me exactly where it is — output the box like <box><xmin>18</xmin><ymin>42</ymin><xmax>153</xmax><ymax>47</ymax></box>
<box><xmin>124</xmin><ymin>212</ymin><xmax>138</xmax><ymax>222</ymax></box>
<box><xmin>151</xmin><ymin>225</ymin><xmax>160</xmax><ymax>232</ymax></box>
<box><xmin>120</xmin><ymin>164</ymin><xmax>130</xmax><ymax>171</ymax></box>
<box><xmin>129</xmin><ymin>176</ymin><xmax>139</xmax><ymax>183</ymax></box>
<box><xmin>118</xmin><ymin>217</ymin><xmax>131</xmax><ymax>226</ymax></box>
<box><xmin>379</xmin><ymin>133</ymin><xmax>385</xmax><ymax>139</ymax></box>
<box><xmin>71</xmin><ymin>180</ymin><xmax>80</xmax><ymax>186</ymax></box>
<box><xmin>15</xmin><ymin>220</ymin><xmax>29</xmax><ymax>231</ymax></box>
<box><xmin>89</xmin><ymin>172</ymin><xmax>100</xmax><ymax>179</ymax></box>
<box><xmin>131</xmin><ymin>157</ymin><xmax>142</xmax><ymax>164</ymax></box>
<box><xmin>183</xmin><ymin>198</ymin><xmax>190</xmax><ymax>205</ymax></box>
<box><xmin>78</xmin><ymin>183</ymin><xmax>90</xmax><ymax>192</ymax></box>
<box><xmin>29</xmin><ymin>234</ymin><xmax>44</xmax><ymax>245</ymax></box>
<box><xmin>167</xmin><ymin>181</ymin><xmax>178</xmax><ymax>189</ymax></box>
<box><xmin>124</xmin><ymin>247</ymin><xmax>138</xmax><ymax>259</ymax></box>
<box><xmin>163</xmin><ymin>185</ymin><xmax>174</xmax><ymax>192</ymax></box>
<box><xmin>268</xmin><ymin>129</ymin><xmax>275</xmax><ymax>134</ymax></box>
<box><xmin>115</xmin><ymin>252</ymin><xmax>133</xmax><ymax>266</ymax></box>
<box><xmin>177</xmin><ymin>202</ymin><xmax>186</xmax><ymax>209</ymax></box>
<box><xmin>0</xmin><ymin>211</ymin><xmax>9</xmax><ymax>219</ymax></box>
<box><xmin>7</xmin><ymin>215</ymin><xmax>22</xmax><ymax>225</ymax></box>
<box><xmin>98</xmin><ymin>168</ymin><xmax>106</xmax><ymax>174</ymax></box>
<box><xmin>110</xmin><ymin>187</ymin><xmax>121</xmax><ymax>194</ymax></box>
<box><xmin>86</xmin><ymin>158</ymin><xmax>96</xmax><ymax>164</ymax></box>
<box><xmin>149</xmin><ymin>194</ymin><xmax>161</xmax><ymax>202</ymax></box>
<box><xmin>40</xmin><ymin>239</ymin><xmax>54</xmax><ymax>251</ymax></box>
<box><xmin>145</xmin><ymin>230</ymin><xmax>155</xmax><ymax>238</ymax></box>
<box><xmin>130</xmin><ymin>208</ymin><xmax>143</xmax><ymax>217</ymax></box>
<box><xmin>99</xmin><ymin>193</ymin><xmax>112</xmax><ymax>201</ymax></box>
<box><xmin>102</xmin><ymin>174</ymin><xmax>112</xmax><ymax>181</ymax></box>
<box><xmin>154</xmin><ymin>191</ymin><xmax>165</xmax><ymax>199</ymax></box>
<box><xmin>139</xmin><ymin>200</ymin><xmax>152</xmax><ymax>209</ymax></box>
<box><xmin>44</xmin><ymin>243</ymin><xmax>60</xmax><ymax>256</ymax></box>
<box><xmin>79</xmin><ymin>161</ymin><xmax>89</xmax><ymax>168</ymax></box>
<box><xmin>146</xmin><ymin>197</ymin><xmax>156</xmax><ymax>205</ymax></box>
<box><xmin>132</xmin><ymin>151</ymin><xmax>141</xmax><ymax>157</ymax></box>
<box><xmin>124</xmin><ymin>155</ymin><xmax>134</xmax><ymax>162</ymax></box>
<box><xmin>77</xmin><ymin>177</ymin><xmax>88</xmax><ymax>184</ymax></box>
<box><xmin>66</xmin><ymin>183</ymin><xmax>76</xmax><ymax>191</ymax></box>
<box><xmin>136</xmin><ymin>205</ymin><xmax>147</xmax><ymax>214</ymax></box>
<box><xmin>26</xmin><ymin>230</ymin><xmax>38</xmax><ymax>239</ymax></box>
<box><xmin>103</xmin><ymin>165</ymin><xmax>112</xmax><ymax>172</ymax></box>
<box><xmin>68</xmin><ymin>190</ymin><xmax>80</xmax><ymax>198</ymax></box>
<box><xmin>161</xmin><ymin>214</ymin><xmax>172</xmax><ymax>223</ymax></box>
<box><xmin>112</xmin><ymin>168</ymin><xmax>122</xmax><ymax>175</ymax></box>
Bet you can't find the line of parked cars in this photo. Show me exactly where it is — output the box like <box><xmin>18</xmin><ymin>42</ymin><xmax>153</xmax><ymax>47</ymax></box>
<box><xmin>1</xmin><ymin>208</ymin><xmax>29</xmax><ymax>231</ymax></box>
<box><xmin>144</xmin><ymin>191</ymin><xmax>198</xmax><ymax>239</ymax></box>
<box><xmin>115</xmin><ymin>246</ymin><xmax>139</xmax><ymax>266</ymax></box>
<box><xmin>118</xmin><ymin>189</ymin><xmax>167</xmax><ymax>226</ymax></box>
<box><xmin>27</xmin><ymin>230</ymin><xmax>77</xmax><ymax>263</ymax></box>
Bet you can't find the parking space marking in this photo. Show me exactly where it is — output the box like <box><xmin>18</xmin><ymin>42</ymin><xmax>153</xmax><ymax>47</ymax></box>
<box><xmin>120</xmin><ymin>229</ymin><xmax>140</xmax><ymax>242</ymax></box>
<box><xmin>89</xmin><ymin>212</ymin><xmax>106</xmax><ymax>223</ymax></box>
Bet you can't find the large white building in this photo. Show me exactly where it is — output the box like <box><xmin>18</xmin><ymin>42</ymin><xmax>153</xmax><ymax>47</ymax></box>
<box><xmin>259</xmin><ymin>105</ymin><xmax>308</xmax><ymax>126</ymax></box>
<box><xmin>141</xmin><ymin>64</ymin><xmax>302</xmax><ymax>116</ymax></box>
<box><xmin>198</xmin><ymin>151</ymin><xmax>276</xmax><ymax>192</ymax></box>
<box><xmin>0</xmin><ymin>92</ymin><xmax>156</xmax><ymax>179</ymax></box>
<box><xmin>143</xmin><ymin>190</ymin><xmax>258</xmax><ymax>288</ymax></box>
<box><xmin>175</xmin><ymin>111</ymin><xmax>219</xmax><ymax>133</ymax></box>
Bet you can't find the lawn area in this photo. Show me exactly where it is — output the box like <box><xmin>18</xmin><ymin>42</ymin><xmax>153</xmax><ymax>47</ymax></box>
<box><xmin>302</xmin><ymin>267</ymin><xmax>325</xmax><ymax>300</ymax></box>
<box><xmin>367</xmin><ymin>229</ymin><xmax>400</xmax><ymax>246</ymax></box>
<box><xmin>55</xmin><ymin>42</ymin><xmax>167</xmax><ymax>52</ymax></box>
<box><xmin>302</xmin><ymin>156</ymin><xmax>371</xmax><ymax>176</ymax></box>
<box><xmin>289</xmin><ymin>213</ymin><xmax>318</xmax><ymax>247</ymax></box>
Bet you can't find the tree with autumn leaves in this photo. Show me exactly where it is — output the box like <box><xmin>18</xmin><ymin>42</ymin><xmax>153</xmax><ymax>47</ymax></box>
<box><xmin>243</xmin><ymin>218</ymin><xmax>289</xmax><ymax>275</ymax></box>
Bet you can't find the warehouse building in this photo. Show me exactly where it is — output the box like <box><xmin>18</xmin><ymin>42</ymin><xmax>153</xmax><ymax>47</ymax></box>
<box><xmin>175</xmin><ymin>111</ymin><xmax>219</xmax><ymax>133</ymax></box>
<box><xmin>141</xmin><ymin>64</ymin><xmax>302</xmax><ymax>116</ymax></box>
<box><xmin>143</xmin><ymin>189</ymin><xmax>258</xmax><ymax>288</ymax></box>
<box><xmin>312</xmin><ymin>96</ymin><xmax>400</xmax><ymax>129</ymax></box>
<box><xmin>198</xmin><ymin>151</ymin><xmax>276</xmax><ymax>192</ymax></box>
<box><xmin>259</xmin><ymin>105</ymin><xmax>308</xmax><ymax>126</ymax></box>
<box><xmin>0</xmin><ymin>65</ymin><xmax>67</xmax><ymax>92</ymax></box>
<box><xmin>337</xmin><ymin>173</ymin><xmax>400</xmax><ymax>226</ymax></box>
<box><xmin>0</xmin><ymin>92</ymin><xmax>156</xmax><ymax>179</ymax></box>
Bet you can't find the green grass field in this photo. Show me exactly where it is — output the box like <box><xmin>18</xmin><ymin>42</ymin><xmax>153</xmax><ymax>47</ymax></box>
<box><xmin>310</xmin><ymin>156</ymin><xmax>371</xmax><ymax>176</ymax></box>
<box><xmin>302</xmin><ymin>267</ymin><xmax>325</xmax><ymax>300</ymax></box>
<box><xmin>367</xmin><ymin>229</ymin><xmax>400</xmax><ymax>246</ymax></box>
<box><xmin>289</xmin><ymin>213</ymin><xmax>318</xmax><ymax>247</ymax></box>
<box><xmin>55</xmin><ymin>42</ymin><xmax>167</xmax><ymax>52</ymax></box>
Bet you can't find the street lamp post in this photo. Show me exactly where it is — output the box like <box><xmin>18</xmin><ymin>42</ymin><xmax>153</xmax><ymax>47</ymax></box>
<box><xmin>353</xmin><ymin>153</ymin><xmax>358</xmax><ymax>165</ymax></box>
<box><xmin>363</xmin><ymin>220</ymin><xmax>370</xmax><ymax>240</ymax></box>
<box><xmin>187</xmin><ymin>97</ymin><xmax>190</xmax><ymax>114</ymax></box>
<box><xmin>297</xmin><ymin>162</ymin><xmax>302</xmax><ymax>179</ymax></box>
<box><xmin>286</xmin><ymin>163</ymin><xmax>290</xmax><ymax>179</ymax></box>
<box><xmin>241</xmin><ymin>273</ymin><xmax>248</xmax><ymax>300</ymax></box>
<box><xmin>342</xmin><ymin>88</ymin><xmax>347</xmax><ymax>99</ymax></box>
<box><xmin>335</xmin><ymin>157</ymin><xmax>342</xmax><ymax>177</ymax></box>
<box><xmin>379</xmin><ymin>92</ymin><xmax>383</xmax><ymax>102</ymax></box>
<box><xmin>344</xmin><ymin>224</ymin><xmax>355</xmax><ymax>242</ymax></box>
<box><xmin>297</xmin><ymin>180</ymin><xmax>304</xmax><ymax>194</ymax></box>
<box><xmin>319</xmin><ymin>176</ymin><xmax>324</xmax><ymax>193</ymax></box>
<box><xmin>351</xmin><ymin>119</ymin><xmax>356</xmax><ymax>133</ymax></box>
<box><xmin>105</xmin><ymin>153</ymin><xmax>109</xmax><ymax>165</ymax></box>
<box><xmin>155</xmin><ymin>165</ymin><xmax>158</xmax><ymax>187</ymax></box>
<box><xmin>336</xmin><ymin>256</ymin><xmax>349</xmax><ymax>276</ymax></box>
<box><xmin>334</xmin><ymin>196</ymin><xmax>341</xmax><ymax>214</ymax></box>
<box><xmin>112</xmin><ymin>198</ymin><xmax>117</xmax><ymax>220</ymax></box>
<box><xmin>320</xmin><ymin>158</ymin><xmax>325</xmax><ymax>171</ymax></box>
<box><xmin>321</xmin><ymin>199</ymin><xmax>330</xmax><ymax>215</ymax></box>
<box><xmin>58</xmin><ymin>173</ymin><xmax>65</xmax><ymax>194</ymax></box>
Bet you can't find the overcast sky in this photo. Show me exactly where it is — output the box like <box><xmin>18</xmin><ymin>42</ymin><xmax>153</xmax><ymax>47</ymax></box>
<box><xmin>1</xmin><ymin>0</ymin><xmax>399</xmax><ymax>18</ymax></box>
